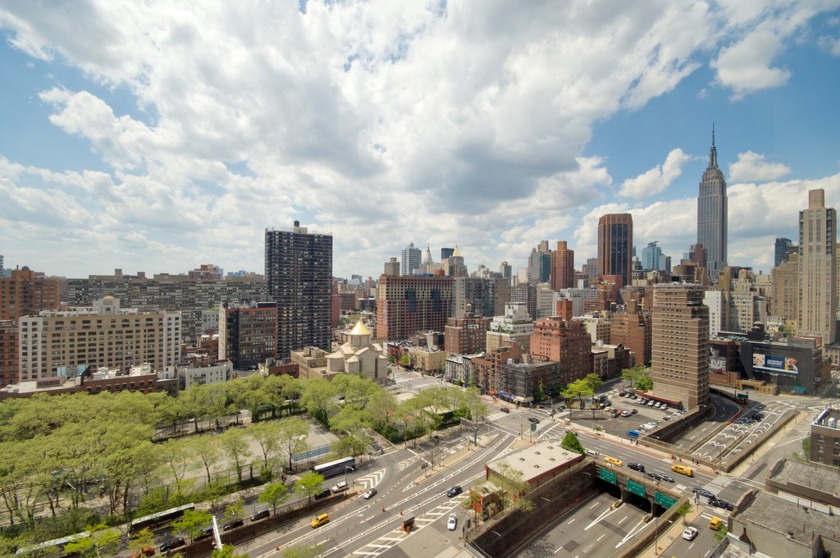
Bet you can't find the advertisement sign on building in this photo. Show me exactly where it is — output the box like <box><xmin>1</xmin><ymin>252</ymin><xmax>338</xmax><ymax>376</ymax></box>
<box><xmin>752</xmin><ymin>352</ymin><xmax>798</xmax><ymax>375</ymax></box>
<box><xmin>709</xmin><ymin>348</ymin><xmax>727</xmax><ymax>374</ymax></box>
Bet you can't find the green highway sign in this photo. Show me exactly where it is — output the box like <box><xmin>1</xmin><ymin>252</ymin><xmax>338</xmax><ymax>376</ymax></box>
<box><xmin>654</xmin><ymin>492</ymin><xmax>678</xmax><ymax>508</ymax></box>
<box><xmin>599</xmin><ymin>468</ymin><xmax>617</xmax><ymax>484</ymax></box>
<box><xmin>626</xmin><ymin>479</ymin><xmax>646</xmax><ymax>497</ymax></box>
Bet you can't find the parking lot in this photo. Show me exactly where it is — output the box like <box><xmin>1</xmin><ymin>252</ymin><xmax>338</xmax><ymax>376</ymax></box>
<box><xmin>568</xmin><ymin>390</ymin><xmax>686</xmax><ymax>441</ymax></box>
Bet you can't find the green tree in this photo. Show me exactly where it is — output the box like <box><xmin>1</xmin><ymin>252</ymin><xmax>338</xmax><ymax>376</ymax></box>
<box><xmin>457</xmin><ymin>387</ymin><xmax>489</xmax><ymax>422</ymax></box>
<box><xmin>172</xmin><ymin>509</ymin><xmax>213</xmax><ymax>541</ymax></box>
<box><xmin>159</xmin><ymin>438</ymin><xmax>195</xmax><ymax>499</ymax></box>
<box><xmin>223</xmin><ymin>501</ymin><xmax>245</xmax><ymax>524</ymax></box>
<box><xmin>250</xmin><ymin>421</ymin><xmax>283</xmax><ymax>474</ymax></box>
<box><xmin>330</xmin><ymin>406</ymin><xmax>373</xmax><ymax>457</ymax></box>
<box><xmin>211</xmin><ymin>544</ymin><xmax>249</xmax><ymax>558</ymax></box>
<box><xmin>128</xmin><ymin>528</ymin><xmax>156</xmax><ymax>557</ymax></box>
<box><xmin>621</xmin><ymin>365</ymin><xmax>652</xmax><ymax>391</ymax></box>
<box><xmin>219</xmin><ymin>428</ymin><xmax>253</xmax><ymax>484</ymax></box>
<box><xmin>562</xmin><ymin>378</ymin><xmax>595</xmax><ymax>414</ymax></box>
<box><xmin>277</xmin><ymin>417</ymin><xmax>310</xmax><ymax>471</ymax></box>
<box><xmin>62</xmin><ymin>522</ymin><xmax>121</xmax><ymax>558</ymax></box>
<box><xmin>490</xmin><ymin>461</ymin><xmax>534</xmax><ymax>512</ymax></box>
<box><xmin>294</xmin><ymin>472</ymin><xmax>325</xmax><ymax>503</ymax></box>
<box><xmin>258</xmin><ymin>481</ymin><xmax>290</xmax><ymax>515</ymax></box>
<box><xmin>188</xmin><ymin>434</ymin><xmax>223</xmax><ymax>486</ymax></box>
<box><xmin>399</xmin><ymin>354</ymin><xmax>410</xmax><ymax>368</ymax></box>
<box><xmin>366</xmin><ymin>390</ymin><xmax>398</xmax><ymax>430</ymax></box>
<box><xmin>560</xmin><ymin>431</ymin><xmax>585</xmax><ymax>455</ymax></box>
<box><xmin>280</xmin><ymin>543</ymin><xmax>325</xmax><ymax>558</ymax></box>
<box><xmin>300</xmin><ymin>378</ymin><xmax>338</xmax><ymax>424</ymax></box>
<box><xmin>675</xmin><ymin>501</ymin><xmax>693</xmax><ymax>525</ymax></box>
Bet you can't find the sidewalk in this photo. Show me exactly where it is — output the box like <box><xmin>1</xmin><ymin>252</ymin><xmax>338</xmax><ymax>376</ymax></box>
<box><xmin>635</xmin><ymin>505</ymin><xmax>706</xmax><ymax>558</ymax></box>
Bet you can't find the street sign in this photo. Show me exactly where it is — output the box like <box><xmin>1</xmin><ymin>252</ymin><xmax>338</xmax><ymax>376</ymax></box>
<box><xmin>654</xmin><ymin>492</ymin><xmax>678</xmax><ymax>508</ymax></box>
<box><xmin>599</xmin><ymin>467</ymin><xmax>617</xmax><ymax>484</ymax></box>
<box><xmin>626</xmin><ymin>479</ymin><xmax>645</xmax><ymax>497</ymax></box>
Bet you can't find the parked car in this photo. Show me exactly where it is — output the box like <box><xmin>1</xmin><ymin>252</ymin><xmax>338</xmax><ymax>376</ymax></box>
<box><xmin>446</xmin><ymin>485</ymin><xmax>463</xmax><ymax>497</ymax></box>
<box><xmin>710</xmin><ymin>498</ymin><xmax>734</xmax><ymax>511</ymax></box>
<box><xmin>693</xmin><ymin>487</ymin><xmax>716</xmax><ymax>499</ymax></box>
<box><xmin>251</xmin><ymin>509</ymin><xmax>270</xmax><ymax>521</ymax></box>
<box><xmin>585</xmin><ymin>449</ymin><xmax>600</xmax><ymax>457</ymax></box>
<box><xmin>499</xmin><ymin>407</ymin><xmax>510</xmax><ymax>413</ymax></box>
<box><xmin>223</xmin><ymin>519</ymin><xmax>244</xmax><ymax>531</ymax></box>
<box><xmin>362</xmin><ymin>488</ymin><xmax>377</xmax><ymax>499</ymax></box>
<box><xmin>630</xmin><ymin>408</ymin><xmax>638</xmax><ymax>414</ymax></box>
<box><xmin>159</xmin><ymin>538</ymin><xmax>185</xmax><ymax>553</ymax></box>
<box><xmin>628</xmin><ymin>462</ymin><xmax>645</xmax><ymax>472</ymax></box>
<box><xmin>131</xmin><ymin>547</ymin><xmax>155</xmax><ymax>557</ymax></box>
<box><xmin>528</xmin><ymin>417</ymin><xmax>540</xmax><ymax>424</ymax></box>
<box><xmin>682</xmin><ymin>527</ymin><xmax>699</xmax><ymax>541</ymax></box>
<box><xmin>310</xmin><ymin>513</ymin><xmax>330</xmax><ymax>528</ymax></box>
<box><xmin>645</xmin><ymin>471</ymin><xmax>661</xmax><ymax>481</ymax></box>
<box><xmin>331</xmin><ymin>481</ymin><xmax>349</xmax><ymax>493</ymax></box>
<box><xmin>647</xmin><ymin>400</ymin><xmax>656</xmax><ymax>407</ymax></box>
<box><xmin>658</xmin><ymin>473</ymin><xmax>675</xmax><ymax>483</ymax></box>
<box><xmin>618</xmin><ymin>391</ymin><xmax>626</xmax><ymax>397</ymax></box>
<box><xmin>447</xmin><ymin>513</ymin><xmax>458</xmax><ymax>531</ymax></box>
<box><xmin>660</xmin><ymin>404</ymin><xmax>669</xmax><ymax>411</ymax></box>
<box><xmin>621</xmin><ymin>410</ymin><xmax>632</xmax><ymax>417</ymax></box>
<box><xmin>314</xmin><ymin>488</ymin><xmax>331</xmax><ymax>500</ymax></box>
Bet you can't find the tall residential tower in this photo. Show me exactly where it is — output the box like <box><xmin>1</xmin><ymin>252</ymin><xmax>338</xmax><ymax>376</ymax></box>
<box><xmin>798</xmin><ymin>189</ymin><xmax>837</xmax><ymax>344</ymax></box>
<box><xmin>697</xmin><ymin>128</ymin><xmax>728</xmax><ymax>282</ymax></box>
<box><xmin>265</xmin><ymin>221</ymin><xmax>333</xmax><ymax>358</ymax></box>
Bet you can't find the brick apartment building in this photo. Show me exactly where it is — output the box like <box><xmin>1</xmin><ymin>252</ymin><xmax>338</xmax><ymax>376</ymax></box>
<box><xmin>610</xmin><ymin>299</ymin><xmax>652</xmax><ymax>365</ymax></box>
<box><xmin>376</xmin><ymin>275</ymin><xmax>454</xmax><ymax>340</ymax></box>
<box><xmin>445</xmin><ymin>315</ymin><xmax>491</xmax><ymax>355</ymax></box>
<box><xmin>530</xmin><ymin>317</ymin><xmax>591</xmax><ymax>384</ymax></box>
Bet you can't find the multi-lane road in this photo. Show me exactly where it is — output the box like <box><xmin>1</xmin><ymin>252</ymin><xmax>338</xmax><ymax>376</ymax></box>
<box><xmin>232</xmin><ymin>382</ymin><xmax>840</xmax><ymax>558</ymax></box>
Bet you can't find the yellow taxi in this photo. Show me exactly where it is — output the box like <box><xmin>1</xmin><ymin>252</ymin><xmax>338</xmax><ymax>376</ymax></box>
<box><xmin>604</xmin><ymin>456</ymin><xmax>623</xmax><ymax>467</ymax></box>
<box><xmin>310</xmin><ymin>513</ymin><xmax>330</xmax><ymax>528</ymax></box>
<box><xmin>709</xmin><ymin>517</ymin><xmax>723</xmax><ymax>531</ymax></box>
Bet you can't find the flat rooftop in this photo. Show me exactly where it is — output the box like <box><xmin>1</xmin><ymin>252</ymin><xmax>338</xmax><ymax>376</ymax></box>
<box><xmin>487</xmin><ymin>441</ymin><xmax>580</xmax><ymax>484</ymax></box>
<box><xmin>736</xmin><ymin>491</ymin><xmax>840</xmax><ymax>543</ymax></box>
<box><xmin>768</xmin><ymin>459</ymin><xmax>840</xmax><ymax>500</ymax></box>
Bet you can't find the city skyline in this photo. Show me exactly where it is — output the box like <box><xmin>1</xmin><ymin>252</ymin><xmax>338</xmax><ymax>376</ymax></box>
<box><xmin>1</xmin><ymin>2</ymin><xmax>840</xmax><ymax>280</ymax></box>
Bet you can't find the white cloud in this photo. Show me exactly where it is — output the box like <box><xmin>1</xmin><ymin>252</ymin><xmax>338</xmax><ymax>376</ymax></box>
<box><xmin>729</xmin><ymin>151</ymin><xmax>791</xmax><ymax>182</ymax></box>
<box><xmin>712</xmin><ymin>29</ymin><xmax>791</xmax><ymax>99</ymax></box>
<box><xmin>0</xmin><ymin>1</ymin><xmax>838</xmax><ymax>278</ymax></box>
<box><xmin>619</xmin><ymin>148</ymin><xmax>691</xmax><ymax>199</ymax></box>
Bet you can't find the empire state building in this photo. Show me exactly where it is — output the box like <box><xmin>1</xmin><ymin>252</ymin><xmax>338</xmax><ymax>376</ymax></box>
<box><xmin>697</xmin><ymin>128</ymin><xmax>728</xmax><ymax>283</ymax></box>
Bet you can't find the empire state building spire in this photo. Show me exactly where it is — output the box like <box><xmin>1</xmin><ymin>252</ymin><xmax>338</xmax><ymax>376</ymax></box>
<box><xmin>708</xmin><ymin>123</ymin><xmax>718</xmax><ymax>169</ymax></box>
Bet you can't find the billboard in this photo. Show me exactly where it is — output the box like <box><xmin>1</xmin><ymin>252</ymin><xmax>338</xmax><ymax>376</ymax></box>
<box><xmin>709</xmin><ymin>348</ymin><xmax>727</xmax><ymax>374</ymax></box>
<box><xmin>752</xmin><ymin>352</ymin><xmax>798</xmax><ymax>375</ymax></box>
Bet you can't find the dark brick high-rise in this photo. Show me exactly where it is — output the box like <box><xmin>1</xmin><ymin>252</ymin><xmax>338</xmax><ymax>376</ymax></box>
<box><xmin>265</xmin><ymin>222</ymin><xmax>333</xmax><ymax>358</ymax></box>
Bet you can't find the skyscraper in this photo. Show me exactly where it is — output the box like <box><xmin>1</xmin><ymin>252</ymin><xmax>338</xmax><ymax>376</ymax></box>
<box><xmin>265</xmin><ymin>221</ymin><xmax>333</xmax><ymax>358</ymax></box>
<box><xmin>641</xmin><ymin>241</ymin><xmax>666</xmax><ymax>272</ymax></box>
<box><xmin>799</xmin><ymin>189</ymin><xmax>837</xmax><ymax>344</ymax></box>
<box><xmin>650</xmin><ymin>284</ymin><xmax>709</xmax><ymax>409</ymax></box>
<box><xmin>401</xmin><ymin>242</ymin><xmax>422</xmax><ymax>276</ymax></box>
<box><xmin>597</xmin><ymin>213</ymin><xmax>633</xmax><ymax>287</ymax></box>
<box><xmin>697</xmin><ymin>128</ymin><xmax>728</xmax><ymax>282</ymax></box>
<box><xmin>550</xmin><ymin>241</ymin><xmax>575</xmax><ymax>290</ymax></box>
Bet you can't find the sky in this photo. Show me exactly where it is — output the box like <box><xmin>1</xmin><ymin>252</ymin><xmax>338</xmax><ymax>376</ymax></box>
<box><xmin>1</xmin><ymin>1</ymin><xmax>840</xmax><ymax>281</ymax></box>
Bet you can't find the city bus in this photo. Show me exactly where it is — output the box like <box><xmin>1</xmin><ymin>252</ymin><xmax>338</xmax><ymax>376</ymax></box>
<box><xmin>312</xmin><ymin>457</ymin><xmax>355</xmax><ymax>479</ymax></box>
<box><xmin>129</xmin><ymin>502</ymin><xmax>196</xmax><ymax>533</ymax></box>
